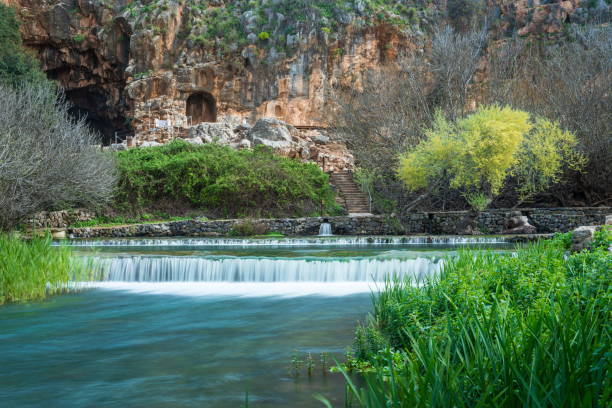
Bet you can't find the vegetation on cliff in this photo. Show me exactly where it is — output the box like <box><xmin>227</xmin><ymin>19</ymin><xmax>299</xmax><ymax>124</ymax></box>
<box><xmin>0</xmin><ymin>4</ymin><xmax>46</xmax><ymax>86</ymax></box>
<box><xmin>125</xmin><ymin>0</ymin><xmax>430</xmax><ymax>58</ymax></box>
<box><xmin>114</xmin><ymin>140</ymin><xmax>341</xmax><ymax>218</ymax></box>
<box><xmin>338</xmin><ymin>231</ymin><xmax>611</xmax><ymax>406</ymax></box>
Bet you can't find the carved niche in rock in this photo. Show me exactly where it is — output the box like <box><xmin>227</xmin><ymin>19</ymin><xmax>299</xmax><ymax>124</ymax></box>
<box><xmin>186</xmin><ymin>92</ymin><xmax>217</xmax><ymax>124</ymax></box>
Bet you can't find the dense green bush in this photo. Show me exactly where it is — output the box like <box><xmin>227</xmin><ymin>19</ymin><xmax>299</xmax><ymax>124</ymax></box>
<box><xmin>340</xmin><ymin>232</ymin><xmax>611</xmax><ymax>406</ymax></box>
<box><xmin>0</xmin><ymin>234</ymin><xmax>84</xmax><ymax>304</ymax></box>
<box><xmin>115</xmin><ymin>140</ymin><xmax>340</xmax><ymax>218</ymax></box>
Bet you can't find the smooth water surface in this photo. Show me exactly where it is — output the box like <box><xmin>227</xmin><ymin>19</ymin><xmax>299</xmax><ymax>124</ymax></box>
<box><xmin>0</xmin><ymin>289</ymin><xmax>369</xmax><ymax>407</ymax></box>
<box><xmin>1</xmin><ymin>237</ymin><xmax>513</xmax><ymax>407</ymax></box>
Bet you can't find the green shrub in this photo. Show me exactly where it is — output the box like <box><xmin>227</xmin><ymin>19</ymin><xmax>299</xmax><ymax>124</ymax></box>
<box><xmin>338</xmin><ymin>234</ymin><xmax>611</xmax><ymax>406</ymax></box>
<box><xmin>257</xmin><ymin>31</ymin><xmax>270</xmax><ymax>40</ymax></box>
<box><xmin>229</xmin><ymin>219</ymin><xmax>268</xmax><ymax>237</ymax></box>
<box><xmin>115</xmin><ymin>140</ymin><xmax>340</xmax><ymax>218</ymax></box>
<box><xmin>73</xmin><ymin>33</ymin><xmax>85</xmax><ymax>43</ymax></box>
<box><xmin>0</xmin><ymin>234</ymin><xmax>83</xmax><ymax>304</ymax></box>
<box><xmin>0</xmin><ymin>4</ymin><xmax>47</xmax><ymax>87</ymax></box>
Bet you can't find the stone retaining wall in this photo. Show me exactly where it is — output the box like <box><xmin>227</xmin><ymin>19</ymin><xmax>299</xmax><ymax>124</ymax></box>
<box><xmin>67</xmin><ymin>216</ymin><xmax>397</xmax><ymax>238</ymax></box>
<box><xmin>28</xmin><ymin>209</ymin><xmax>97</xmax><ymax>229</ymax></box>
<box><xmin>400</xmin><ymin>207</ymin><xmax>610</xmax><ymax>234</ymax></box>
<box><xmin>62</xmin><ymin>207</ymin><xmax>610</xmax><ymax>238</ymax></box>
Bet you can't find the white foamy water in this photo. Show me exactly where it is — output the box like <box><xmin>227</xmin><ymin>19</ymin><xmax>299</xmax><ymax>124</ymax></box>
<box><xmin>81</xmin><ymin>281</ymin><xmax>382</xmax><ymax>298</ymax></box>
<box><xmin>92</xmin><ymin>256</ymin><xmax>443</xmax><ymax>283</ymax></box>
<box><xmin>61</xmin><ymin>235</ymin><xmax>508</xmax><ymax>247</ymax></box>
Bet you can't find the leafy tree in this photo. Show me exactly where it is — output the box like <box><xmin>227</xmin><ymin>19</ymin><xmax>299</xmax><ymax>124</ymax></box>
<box><xmin>398</xmin><ymin>105</ymin><xmax>585</xmax><ymax>210</ymax></box>
<box><xmin>0</xmin><ymin>4</ymin><xmax>46</xmax><ymax>87</ymax></box>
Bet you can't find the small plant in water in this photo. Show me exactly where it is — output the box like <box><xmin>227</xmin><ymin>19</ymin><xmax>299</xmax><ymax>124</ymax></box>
<box><xmin>320</xmin><ymin>352</ymin><xmax>329</xmax><ymax>374</ymax></box>
<box><xmin>290</xmin><ymin>349</ymin><xmax>303</xmax><ymax>378</ymax></box>
<box><xmin>305</xmin><ymin>353</ymin><xmax>314</xmax><ymax>377</ymax></box>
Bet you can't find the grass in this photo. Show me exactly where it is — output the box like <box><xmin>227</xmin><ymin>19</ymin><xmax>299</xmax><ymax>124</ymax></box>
<box><xmin>330</xmin><ymin>230</ymin><xmax>611</xmax><ymax>407</ymax></box>
<box><xmin>0</xmin><ymin>233</ymin><xmax>91</xmax><ymax>304</ymax></box>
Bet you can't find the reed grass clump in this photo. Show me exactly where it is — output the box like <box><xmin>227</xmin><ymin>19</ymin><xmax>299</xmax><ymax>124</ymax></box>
<box><xmin>0</xmin><ymin>234</ymin><xmax>83</xmax><ymax>304</ymax></box>
<box><xmin>338</xmin><ymin>231</ymin><xmax>611</xmax><ymax>407</ymax></box>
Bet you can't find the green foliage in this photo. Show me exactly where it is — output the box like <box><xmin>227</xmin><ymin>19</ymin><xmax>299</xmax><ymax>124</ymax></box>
<box><xmin>0</xmin><ymin>4</ymin><xmax>47</xmax><ymax>87</ymax></box>
<box><xmin>341</xmin><ymin>234</ymin><xmax>611</xmax><ymax>406</ymax></box>
<box><xmin>398</xmin><ymin>106</ymin><xmax>585</xmax><ymax>210</ymax></box>
<box><xmin>463</xmin><ymin>192</ymin><xmax>490</xmax><ymax>211</ymax></box>
<box><xmin>229</xmin><ymin>219</ymin><xmax>268</xmax><ymax>237</ymax></box>
<box><xmin>130</xmin><ymin>0</ymin><xmax>424</xmax><ymax>57</ymax></box>
<box><xmin>0</xmin><ymin>234</ymin><xmax>85</xmax><ymax>304</ymax></box>
<box><xmin>115</xmin><ymin>140</ymin><xmax>340</xmax><ymax>218</ymax></box>
<box><xmin>73</xmin><ymin>33</ymin><xmax>86</xmax><ymax>44</ymax></box>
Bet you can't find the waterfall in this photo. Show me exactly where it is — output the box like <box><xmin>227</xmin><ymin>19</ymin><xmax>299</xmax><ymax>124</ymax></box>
<box><xmin>318</xmin><ymin>223</ymin><xmax>332</xmax><ymax>236</ymax></box>
<box><xmin>91</xmin><ymin>256</ymin><xmax>443</xmax><ymax>283</ymax></box>
<box><xmin>60</xmin><ymin>236</ymin><xmax>510</xmax><ymax>247</ymax></box>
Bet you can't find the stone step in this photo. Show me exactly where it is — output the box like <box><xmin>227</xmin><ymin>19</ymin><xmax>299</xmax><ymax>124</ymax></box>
<box><xmin>330</xmin><ymin>171</ymin><xmax>371</xmax><ymax>214</ymax></box>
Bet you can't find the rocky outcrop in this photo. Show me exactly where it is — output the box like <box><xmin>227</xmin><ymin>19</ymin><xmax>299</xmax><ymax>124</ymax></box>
<box><xmin>5</xmin><ymin>0</ymin><xmax>599</xmax><ymax>145</ymax></box>
<box><xmin>6</xmin><ymin>0</ymin><xmax>133</xmax><ymax>140</ymax></box>
<box><xmin>497</xmin><ymin>0</ymin><xmax>582</xmax><ymax>36</ymax></box>
<box><xmin>571</xmin><ymin>225</ymin><xmax>599</xmax><ymax>252</ymax></box>
<box><xmin>503</xmin><ymin>215</ymin><xmax>536</xmax><ymax>234</ymax></box>
<box><xmin>117</xmin><ymin>117</ymin><xmax>354</xmax><ymax>172</ymax></box>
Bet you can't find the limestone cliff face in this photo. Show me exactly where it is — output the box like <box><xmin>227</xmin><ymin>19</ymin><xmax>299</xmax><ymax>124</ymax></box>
<box><xmin>4</xmin><ymin>0</ymin><xmax>588</xmax><ymax>142</ymax></box>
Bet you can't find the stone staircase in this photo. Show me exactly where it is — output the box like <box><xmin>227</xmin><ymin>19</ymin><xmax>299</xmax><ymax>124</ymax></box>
<box><xmin>330</xmin><ymin>171</ymin><xmax>371</xmax><ymax>214</ymax></box>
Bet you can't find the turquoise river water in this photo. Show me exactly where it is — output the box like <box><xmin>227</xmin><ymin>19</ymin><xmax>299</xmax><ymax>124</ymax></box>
<box><xmin>0</xmin><ymin>236</ymin><xmax>513</xmax><ymax>407</ymax></box>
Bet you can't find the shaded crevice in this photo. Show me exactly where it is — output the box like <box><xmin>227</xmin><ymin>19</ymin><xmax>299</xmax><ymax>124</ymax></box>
<box><xmin>65</xmin><ymin>87</ymin><xmax>128</xmax><ymax>144</ymax></box>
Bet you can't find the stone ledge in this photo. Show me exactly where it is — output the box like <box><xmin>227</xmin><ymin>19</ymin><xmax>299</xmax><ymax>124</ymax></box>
<box><xmin>45</xmin><ymin>207</ymin><xmax>611</xmax><ymax>239</ymax></box>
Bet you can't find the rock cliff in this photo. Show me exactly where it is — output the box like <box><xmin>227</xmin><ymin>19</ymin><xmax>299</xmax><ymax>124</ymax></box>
<box><xmin>2</xmin><ymin>0</ymin><xmax>595</xmax><ymax>148</ymax></box>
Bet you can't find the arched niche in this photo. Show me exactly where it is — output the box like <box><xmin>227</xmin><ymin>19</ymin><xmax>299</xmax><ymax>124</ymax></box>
<box><xmin>186</xmin><ymin>92</ymin><xmax>217</xmax><ymax>124</ymax></box>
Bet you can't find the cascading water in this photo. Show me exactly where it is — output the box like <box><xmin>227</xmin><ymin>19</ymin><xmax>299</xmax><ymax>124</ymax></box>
<box><xmin>84</xmin><ymin>253</ymin><xmax>444</xmax><ymax>297</ymax></box>
<box><xmin>70</xmin><ymin>237</ymin><xmax>511</xmax><ymax>297</ymax></box>
<box><xmin>93</xmin><ymin>256</ymin><xmax>443</xmax><ymax>283</ymax></box>
<box><xmin>60</xmin><ymin>235</ymin><xmax>510</xmax><ymax>247</ymax></box>
<box><xmin>318</xmin><ymin>223</ymin><xmax>332</xmax><ymax>236</ymax></box>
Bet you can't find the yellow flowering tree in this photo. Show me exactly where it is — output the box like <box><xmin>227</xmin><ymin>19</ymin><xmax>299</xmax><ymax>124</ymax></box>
<box><xmin>398</xmin><ymin>105</ymin><xmax>585</xmax><ymax>210</ymax></box>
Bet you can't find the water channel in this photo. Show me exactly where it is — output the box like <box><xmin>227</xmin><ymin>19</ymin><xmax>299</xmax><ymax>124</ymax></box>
<box><xmin>0</xmin><ymin>236</ymin><xmax>513</xmax><ymax>407</ymax></box>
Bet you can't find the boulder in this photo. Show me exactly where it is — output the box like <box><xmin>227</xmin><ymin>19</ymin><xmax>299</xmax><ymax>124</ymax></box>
<box><xmin>456</xmin><ymin>212</ymin><xmax>482</xmax><ymax>235</ymax></box>
<box><xmin>503</xmin><ymin>215</ymin><xmax>536</xmax><ymax>234</ymax></box>
<box><xmin>185</xmin><ymin>136</ymin><xmax>204</xmax><ymax>145</ymax></box>
<box><xmin>188</xmin><ymin>122</ymin><xmax>236</xmax><ymax>144</ymax></box>
<box><xmin>140</xmin><ymin>141</ymin><xmax>162</xmax><ymax>147</ymax></box>
<box><xmin>571</xmin><ymin>225</ymin><xmax>598</xmax><ymax>252</ymax></box>
<box><xmin>247</xmin><ymin>118</ymin><xmax>294</xmax><ymax>149</ymax></box>
<box><xmin>606</xmin><ymin>215</ymin><xmax>612</xmax><ymax>225</ymax></box>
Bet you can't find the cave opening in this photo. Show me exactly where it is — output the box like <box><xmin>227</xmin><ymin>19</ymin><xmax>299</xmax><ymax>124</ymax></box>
<box><xmin>65</xmin><ymin>87</ymin><xmax>128</xmax><ymax>145</ymax></box>
<box><xmin>186</xmin><ymin>92</ymin><xmax>217</xmax><ymax>124</ymax></box>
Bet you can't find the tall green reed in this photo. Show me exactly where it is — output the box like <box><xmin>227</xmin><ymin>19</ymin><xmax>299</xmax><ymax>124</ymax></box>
<box><xmin>0</xmin><ymin>233</ymin><xmax>89</xmax><ymax>304</ymax></box>
<box><xmin>333</xmin><ymin>234</ymin><xmax>611</xmax><ymax>407</ymax></box>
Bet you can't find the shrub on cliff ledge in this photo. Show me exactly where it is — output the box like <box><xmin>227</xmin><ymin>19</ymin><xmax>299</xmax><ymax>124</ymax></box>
<box><xmin>0</xmin><ymin>4</ymin><xmax>46</xmax><ymax>87</ymax></box>
<box><xmin>115</xmin><ymin>140</ymin><xmax>339</xmax><ymax>218</ymax></box>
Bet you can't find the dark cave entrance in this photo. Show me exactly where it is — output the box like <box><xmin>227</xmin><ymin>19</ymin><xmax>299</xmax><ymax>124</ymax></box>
<box><xmin>64</xmin><ymin>87</ymin><xmax>129</xmax><ymax>145</ymax></box>
<box><xmin>186</xmin><ymin>92</ymin><xmax>217</xmax><ymax>124</ymax></box>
